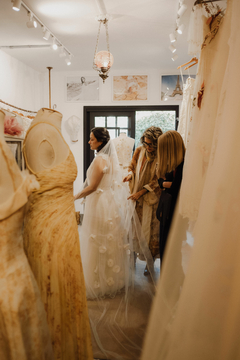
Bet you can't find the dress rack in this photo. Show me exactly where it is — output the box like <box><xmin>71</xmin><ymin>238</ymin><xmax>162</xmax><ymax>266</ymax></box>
<box><xmin>0</xmin><ymin>99</ymin><xmax>37</xmax><ymax>114</ymax></box>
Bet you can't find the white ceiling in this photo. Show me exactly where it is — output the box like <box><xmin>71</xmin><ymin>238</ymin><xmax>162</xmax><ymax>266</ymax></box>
<box><xmin>0</xmin><ymin>0</ymin><xmax>195</xmax><ymax>73</ymax></box>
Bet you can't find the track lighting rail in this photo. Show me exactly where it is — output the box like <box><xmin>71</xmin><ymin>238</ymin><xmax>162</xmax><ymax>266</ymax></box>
<box><xmin>12</xmin><ymin>1</ymin><xmax>73</xmax><ymax>59</ymax></box>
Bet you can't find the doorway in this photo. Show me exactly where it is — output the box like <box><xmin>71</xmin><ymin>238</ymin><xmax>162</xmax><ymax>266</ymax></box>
<box><xmin>84</xmin><ymin>105</ymin><xmax>179</xmax><ymax>176</ymax></box>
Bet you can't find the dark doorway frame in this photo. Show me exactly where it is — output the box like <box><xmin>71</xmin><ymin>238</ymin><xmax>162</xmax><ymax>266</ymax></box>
<box><xmin>83</xmin><ymin>105</ymin><xmax>179</xmax><ymax>177</ymax></box>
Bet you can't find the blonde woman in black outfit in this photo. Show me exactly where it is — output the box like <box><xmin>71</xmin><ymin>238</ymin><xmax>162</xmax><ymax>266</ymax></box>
<box><xmin>156</xmin><ymin>130</ymin><xmax>185</xmax><ymax>265</ymax></box>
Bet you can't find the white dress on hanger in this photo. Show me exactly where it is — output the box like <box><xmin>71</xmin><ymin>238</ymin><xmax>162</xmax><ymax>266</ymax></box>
<box><xmin>80</xmin><ymin>140</ymin><xmax>132</xmax><ymax>299</ymax></box>
<box><xmin>112</xmin><ymin>133</ymin><xmax>135</xmax><ymax>179</ymax></box>
<box><xmin>177</xmin><ymin>77</ymin><xmax>196</xmax><ymax>146</ymax></box>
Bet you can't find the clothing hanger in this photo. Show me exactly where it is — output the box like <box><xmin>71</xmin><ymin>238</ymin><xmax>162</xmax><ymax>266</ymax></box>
<box><xmin>177</xmin><ymin>57</ymin><xmax>198</xmax><ymax>70</ymax></box>
<box><xmin>184</xmin><ymin>59</ymin><xmax>198</xmax><ymax>70</ymax></box>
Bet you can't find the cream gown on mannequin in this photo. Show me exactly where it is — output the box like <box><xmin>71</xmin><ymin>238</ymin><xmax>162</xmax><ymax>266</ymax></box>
<box><xmin>0</xmin><ymin>110</ymin><xmax>53</xmax><ymax>360</ymax></box>
<box><xmin>23</xmin><ymin>108</ymin><xmax>93</xmax><ymax>360</ymax></box>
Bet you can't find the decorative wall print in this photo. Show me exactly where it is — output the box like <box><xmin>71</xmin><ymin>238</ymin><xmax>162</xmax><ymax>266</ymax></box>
<box><xmin>113</xmin><ymin>75</ymin><xmax>148</xmax><ymax>101</ymax></box>
<box><xmin>66</xmin><ymin>76</ymin><xmax>99</xmax><ymax>102</ymax></box>
<box><xmin>161</xmin><ymin>75</ymin><xmax>196</xmax><ymax>101</ymax></box>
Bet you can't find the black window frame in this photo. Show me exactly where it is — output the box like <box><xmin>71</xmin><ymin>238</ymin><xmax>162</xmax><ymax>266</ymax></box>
<box><xmin>84</xmin><ymin>105</ymin><xmax>179</xmax><ymax>177</ymax></box>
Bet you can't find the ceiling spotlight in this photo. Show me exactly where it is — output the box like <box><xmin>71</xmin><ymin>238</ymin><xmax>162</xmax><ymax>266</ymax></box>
<box><xmin>169</xmin><ymin>33</ymin><xmax>176</xmax><ymax>43</ymax></box>
<box><xmin>171</xmin><ymin>54</ymin><xmax>178</xmax><ymax>61</ymax></box>
<box><xmin>65</xmin><ymin>55</ymin><xmax>72</xmax><ymax>66</ymax></box>
<box><xmin>26</xmin><ymin>13</ymin><xmax>37</xmax><ymax>28</ymax></box>
<box><xmin>43</xmin><ymin>28</ymin><xmax>50</xmax><ymax>41</ymax></box>
<box><xmin>52</xmin><ymin>38</ymin><xmax>58</xmax><ymax>50</ymax></box>
<box><xmin>178</xmin><ymin>4</ymin><xmax>187</xmax><ymax>17</ymax></box>
<box><xmin>169</xmin><ymin>44</ymin><xmax>176</xmax><ymax>53</ymax></box>
<box><xmin>12</xmin><ymin>0</ymin><xmax>21</xmax><ymax>11</ymax></box>
<box><xmin>59</xmin><ymin>46</ymin><xmax>66</xmax><ymax>57</ymax></box>
<box><xmin>177</xmin><ymin>24</ymin><xmax>185</xmax><ymax>34</ymax></box>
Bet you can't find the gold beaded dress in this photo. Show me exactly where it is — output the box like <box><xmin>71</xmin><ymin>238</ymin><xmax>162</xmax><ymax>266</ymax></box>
<box><xmin>23</xmin><ymin>122</ymin><xmax>93</xmax><ymax>360</ymax></box>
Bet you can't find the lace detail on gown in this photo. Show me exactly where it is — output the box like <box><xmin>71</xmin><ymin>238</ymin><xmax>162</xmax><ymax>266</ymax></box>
<box><xmin>178</xmin><ymin>77</ymin><xmax>196</xmax><ymax>146</ymax></box>
<box><xmin>80</xmin><ymin>148</ymin><xmax>132</xmax><ymax>300</ymax></box>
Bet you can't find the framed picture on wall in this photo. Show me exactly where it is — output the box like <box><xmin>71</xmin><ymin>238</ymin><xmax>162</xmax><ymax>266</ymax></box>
<box><xmin>5</xmin><ymin>137</ymin><xmax>25</xmax><ymax>170</ymax></box>
<box><xmin>112</xmin><ymin>75</ymin><xmax>148</xmax><ymax>101</ymax></box>
<box><xmin>161</xmin><ymin>74</ymin><xmax>196</xmax><ymax>101</ymax></box>
<box><xmin>66</xmin><ymin>76</ymin><xmax>99</xmax><ymax>102</ymax></box>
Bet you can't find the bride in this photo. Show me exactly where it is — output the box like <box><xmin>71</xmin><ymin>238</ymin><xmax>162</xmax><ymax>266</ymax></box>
<box><xmin>74</xmin><ymin>127</ymin><xmax>132</xmax><ymax>299</ymax></box>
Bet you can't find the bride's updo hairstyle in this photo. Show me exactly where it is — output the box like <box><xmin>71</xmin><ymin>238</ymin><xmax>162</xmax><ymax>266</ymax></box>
<box><xmin>91</xmin><ymin>127</ymin><xmax>110</xmax><ymax>152</ymax></box>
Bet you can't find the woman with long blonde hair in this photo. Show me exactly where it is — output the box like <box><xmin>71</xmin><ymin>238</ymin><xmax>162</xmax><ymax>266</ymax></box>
<box><xmin>156</xmin><ymin>130</ymin><xmax>185</xmax><ymax>265</ymax></box>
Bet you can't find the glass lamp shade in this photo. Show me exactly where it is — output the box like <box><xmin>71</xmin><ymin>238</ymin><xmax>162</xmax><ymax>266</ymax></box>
<box><xmin>94</xmin><ymin>51</ymin><xmax>114</xmax><ymax>69</ymax></box>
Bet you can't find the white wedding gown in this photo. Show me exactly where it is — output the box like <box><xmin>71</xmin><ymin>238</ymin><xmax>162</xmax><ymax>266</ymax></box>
<box><xmin>177</xmin><ymin>76</ymin><xmax>195</xmax><ymax>146</ymax></box>
<box><xmin>80</xmin><ymin>142</ymin><xmax>132</xmax><ymax>300</ymax></box>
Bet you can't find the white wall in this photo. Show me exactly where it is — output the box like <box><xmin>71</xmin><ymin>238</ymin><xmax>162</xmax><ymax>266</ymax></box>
<box><xmin>44</xmin><ymin>68</ymin><xmax>185</xmax><ymax>197</ymax></box>
<box><xmin>0</xmin><ymin>50</ymin><xmax>44</xmax><ymax>111</ymax></box>
<box><xmin>0</xmin><ymin>50</ymin><xmax>189</xmax><ymax>206</ymax></box>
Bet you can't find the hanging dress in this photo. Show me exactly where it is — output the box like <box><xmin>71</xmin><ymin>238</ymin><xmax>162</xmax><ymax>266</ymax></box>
<box><xmin>179</xmin><ymin>6</ymin><xmax>230</xmax><ymax>223</ymax></box>
<box><xmin>23</xmin><ymin>122</ymin><xmax>93</xmax><ymax>360</ymax></box>
<box><xmin>177</xmin><ymin>77</ymin><xmax>195</xmax><ymax>146</ymax></box>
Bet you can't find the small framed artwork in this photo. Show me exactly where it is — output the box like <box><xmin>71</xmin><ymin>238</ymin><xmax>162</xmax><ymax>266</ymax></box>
<box><xmin>66</xmin><ymin>76</ymin><xmax>99</xmax><ymax>102</ymax></box>
<box><xmin>161</xmin><ymin>75</ymin><xmax>196</xmax><ymax>101</ymax></box>
<box><xmin>113</xmin><ymin>75</ymin><xmax>148</xmax><ymax>101</ymax></box>
<box><xmin>5</xmin><ymin>137</ymin><xmax>24</xmax><ymax>170</ymax></box>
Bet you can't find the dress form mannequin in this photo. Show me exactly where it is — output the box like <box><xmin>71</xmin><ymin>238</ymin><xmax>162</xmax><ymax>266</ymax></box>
<box><xmin>112</xmin><ymin>133</ymin><xmax>135</xmax><ymax>177</ymax></box>
<box><xmin>24</xmin><ymin>108</ymin><xmax>69</xmax><ymax>173</ymax></box>
<box><xmin>23</xmin><ymin>108</ymin><xmax>93</xmax><ymax>359</ymax></box>
<box><xmin>0</xmin><ymin>110</ymin><xmax>15</xmax><ymax>204</ymax></box>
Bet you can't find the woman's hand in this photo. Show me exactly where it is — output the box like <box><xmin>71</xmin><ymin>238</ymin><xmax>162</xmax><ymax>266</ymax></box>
<box><xmin>127</xmin><ymin>189</ymin><xmax>146</xmax><ymax>201</ymax></box>
<box><xmin>123</xmin><ymin>174</ymin><xmax>132</xmax><ymax>183</ymax></box>
<box><xmin>74</xmin><ymin>192</ymin><xmax>82</xmax><ymax>201</ymax></box>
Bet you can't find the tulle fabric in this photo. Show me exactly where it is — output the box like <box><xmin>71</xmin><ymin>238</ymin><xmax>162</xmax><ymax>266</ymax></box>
<box><xmin>80</xmin><ymin>140</ymin><xmax>156</xmax><ymax>300</ymax></box>
<box><xmin>78</xmin><ymin>140</ymin><xmax>156</xmax><ymax>359</ymax></box>
<box><xmin>141</xmin><ymin>0</ymin><xmax>240</xmax><ymax>359</ymax></box>
<box><xmin>0</xmin><ymin>137</ymin><xmax>53</xmax><ymax>360</ymax></box>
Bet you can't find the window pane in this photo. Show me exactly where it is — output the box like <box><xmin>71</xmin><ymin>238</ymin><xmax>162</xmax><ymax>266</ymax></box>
<box><xmin>117</xmin><ymin>117</ymin><xmax>128</xmax><ymax>128</ymax></box>
<box><xmin>107</xmin><ymin>117</ymin><xmax>116</xmax><ymax>127</ymax></box>
<box><xmin>135</xmin><ymin>111</ymin><xmax>175</xmax><ymax>146</ymax></box>
<box><xmin>95</xmin><ymin>117</ymin><xmax>105</xmax><ymax>127</ymax></box>
<box><xmin>108</xmin><ymin>129</ymin><xmax>116</xmax><ymax>139</ymax></box>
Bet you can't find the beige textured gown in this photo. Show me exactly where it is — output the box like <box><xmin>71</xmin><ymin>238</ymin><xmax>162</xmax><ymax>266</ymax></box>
<box><xmin>23</xmin><ymin>123</ymin><xmax>93</xmax><ymax>360</ymax></box>
<box><xmin>0</xmin><ymin>138</ymin><xmax>53</xmax><ymax>360</ymax></box>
